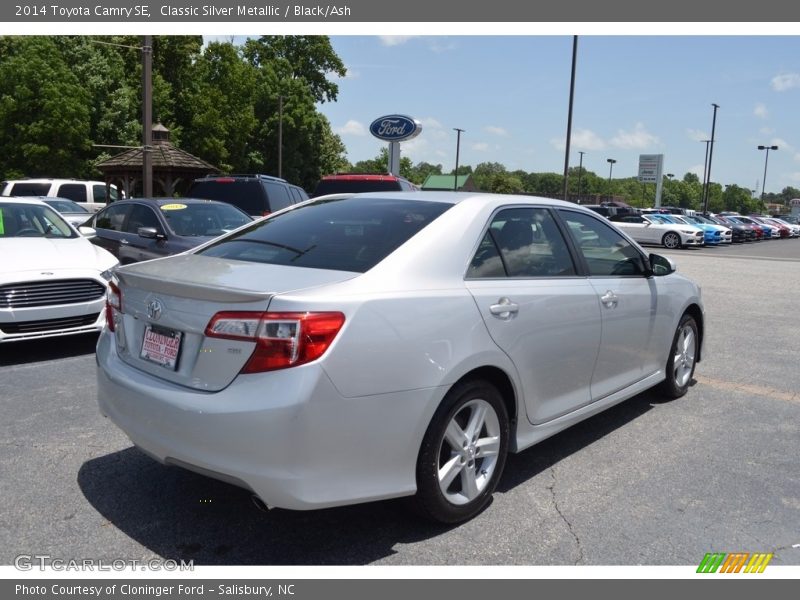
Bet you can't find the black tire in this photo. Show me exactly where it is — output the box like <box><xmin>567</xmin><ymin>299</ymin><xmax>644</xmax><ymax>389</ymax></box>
<box><xmin>415</xmin><ymin>379</ymin><xmax>509</xmax><ymax>523</ymax></box>
<box><xmin>657</xmin><ymin>314</ymin><xmax>699</xmax><ymax>399</ymax></box>
<box><xmin>662</xmin><ymin>231</ymin><xmax>682</xmax><ymax>250</ymax></box>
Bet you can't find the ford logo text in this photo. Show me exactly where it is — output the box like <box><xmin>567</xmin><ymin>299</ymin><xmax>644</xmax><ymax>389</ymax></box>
<box><xmin>369</xmin><ymin>114</ymin><xmax>422</xmax><ymax>142</ymax></box>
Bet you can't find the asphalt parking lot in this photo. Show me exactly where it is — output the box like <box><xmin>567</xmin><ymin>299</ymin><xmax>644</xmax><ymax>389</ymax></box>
<box><xmin>1</xmin><ymin>240</ymin><xmax>798</xmax><ymax>566</ymax></box>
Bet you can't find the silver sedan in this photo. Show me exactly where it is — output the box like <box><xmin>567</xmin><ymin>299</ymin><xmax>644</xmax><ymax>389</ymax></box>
<box><xmin>97</xmin><ymin>192</ymin><xmax>704</xmax><ymax>523</ymax></box>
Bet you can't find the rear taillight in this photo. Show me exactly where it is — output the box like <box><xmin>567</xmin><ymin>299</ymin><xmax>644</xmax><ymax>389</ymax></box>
<box><xmin>105</xmin><ymin>281</ymin><xmax>122</xmax><ymax>332</ymax></box>
<box><xmin>205</xmin><ymin>311</ymin><xmax>345</xmax><ymax>373</ymax></box>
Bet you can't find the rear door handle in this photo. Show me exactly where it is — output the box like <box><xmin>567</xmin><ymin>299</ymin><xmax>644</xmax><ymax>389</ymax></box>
<box><xmin>489</xmin><ymin>298</ymin><xmax>519</xmax><ymax>320</ymax></box>
<box><xmin>600</xmin><ymin>290</ymin><xmax>618</xmax><ymax>308</ymax></box>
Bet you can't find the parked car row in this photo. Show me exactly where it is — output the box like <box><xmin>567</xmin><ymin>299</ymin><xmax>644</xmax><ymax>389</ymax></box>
<box><xmin>607</xmin><ymin>211</ymin><xmax>798</xmax><ymax>249</ymax></box>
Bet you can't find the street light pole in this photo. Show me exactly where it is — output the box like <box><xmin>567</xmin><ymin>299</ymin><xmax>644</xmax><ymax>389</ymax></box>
<box><xmin>607</xmin><ymin>158</ymin><xmax>616</xmax><ymax>201</ymax></box>
<box><xmin>700</xmin><ymin>139</ymin><xmax>711</xmax><ymax>212</ymax></box>
<box><xmin>758</xmin><ymin>144</ymin><xmax>779</xmax><ymax>202</ymax></box>
<box><xmin>563</xmin><ymin>35</ymin><xmax>578</xmax><ymax>202</ymax></box>
<box><xmin>453</xmin><ymin>128</ymin><xmax>465</xmax><ymax>191</ymax></box>
<box><xmin>702</xmin><ymin>103</ymin><xmax>720</xmax><ymax>213</ymax></box>
<box><xmin>576</xmin><ymin>151</ymin><xmax>586</xmax><ymax>204</ymax></box>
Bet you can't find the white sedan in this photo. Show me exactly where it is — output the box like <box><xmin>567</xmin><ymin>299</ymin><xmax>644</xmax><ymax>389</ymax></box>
<box><xmin>0</xmin><ymin>197</ymin><xmax>118</xmax><ymax>343</ymax></box>
<box><xmin>610</xmin><ymin>214</ymin><xmax>705</xmax><ymax>249</ymax></box>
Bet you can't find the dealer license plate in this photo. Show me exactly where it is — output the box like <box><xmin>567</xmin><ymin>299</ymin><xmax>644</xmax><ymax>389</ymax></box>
<box><xmin>140</xmin><ymin>325</ymin><xmax>182</xmax><ymax>370</ymax></box>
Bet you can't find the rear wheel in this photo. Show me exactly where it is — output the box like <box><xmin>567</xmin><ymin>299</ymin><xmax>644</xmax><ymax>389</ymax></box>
<box><xmin>415</xmin><ymin>380</ymin><xmax>509</xmax><ymax>523</ymax></box>
<box><xmin>657</xmin><ymin>314</ymin><xmax>699</xmax><ymax>399</ymax></box>
<box><xmin>662</xmin><ymin>231</ymin><xmax>682</xmax><ymax>249</ymax></box>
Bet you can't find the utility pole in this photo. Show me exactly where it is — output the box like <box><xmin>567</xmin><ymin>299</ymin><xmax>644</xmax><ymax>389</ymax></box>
<box><xmin>563</xmin><ymin>35</ymin><xmax>578</xmax><ymax>202</ymax></box>
<box><xmin>142</xmin><ymin>35</ymin><xmax>152</xmax><ymax>198</ymax></box>
<box><xmin>453</xmin><ymin>128</ymin><xmax>465</xmax><ymax>191</ymax></box>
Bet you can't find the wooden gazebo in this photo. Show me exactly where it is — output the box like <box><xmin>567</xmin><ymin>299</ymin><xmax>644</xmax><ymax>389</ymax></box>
<box><xmin>96</xmin><ymin>124</ymin><xmax>218</xmax><ymax>198</ymax></box>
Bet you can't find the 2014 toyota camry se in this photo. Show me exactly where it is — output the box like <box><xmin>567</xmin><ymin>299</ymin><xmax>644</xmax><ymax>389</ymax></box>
<box><xmin>97</xmin><ymin>192</ymin><xmax>704</xmax><ymax>523</ymax></box>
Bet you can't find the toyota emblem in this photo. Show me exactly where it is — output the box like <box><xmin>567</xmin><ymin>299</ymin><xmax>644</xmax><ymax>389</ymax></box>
<box><xmin>147</xmin><ymin>298</ymin><xmax>164</xmax><ymax>321</ymax></box>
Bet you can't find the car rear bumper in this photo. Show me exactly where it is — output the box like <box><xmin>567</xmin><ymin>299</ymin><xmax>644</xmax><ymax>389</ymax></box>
<box><xmin>96</xmin><ymin>329</ymin><xmax>439</xmax><ymax>510</ymax></box>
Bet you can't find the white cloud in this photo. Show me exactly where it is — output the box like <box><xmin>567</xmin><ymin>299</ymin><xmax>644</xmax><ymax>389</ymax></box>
<box><xmin>550</xmin><ymin>128</ymin><xmax>606</xmax><ymax>152</ymax></box>
<box><xmin>571</xmin><ymin>128</ymin><xmax>607</xmax><ymax>151</ymax></box>
<box><xmin>471</xmin><ymin>142</ymin><xmax>490</xmax><ymax>152</ymax></box>
<box><xmin>610</xmin><ymin>123</ymin><xmax>659</xmax><ymax>150</ymax></box>
<box><xmin>484</xmin><ymin>126</ymin><xmax>509</xmax><ymax>137</ymax></box>
<box><xmin>379</xmin><ymin>36</ymin><xmax>417</xmax><ymax>47</ymax></box>
<box><xmin>754</xmin><ymin>103</ymin><xmax>768</xmax><ymax>119</ymax></box>
<box><xmin>789</xmin><ymin>172</ymin><xmax>800</xmax><ymax>182</ymax></box>
<box><xmin>688</xmin><ymin>163</ymin><xmax>706</xmax><ymax>179</ymax></box>
<box><xmin>794</xmin><ymin>153</ymin><xmax>800</xmax><ymax>163</ymax></box>
<box><xmin>768</xmin><ymin>138</ymin><xmax>794</xmax><ymax>153</ymax></box>
<box><xmin>429</xmin><ymin>39</ymin><xmax>458</xmax><ymax>53</ymax></box>
<box><xmin>335</xmin><ymin>120</ymin><xmax>366</xmax><ymax>136</ymax></box>
<box><xmin>420</xmin><ymin>117</ymin><xmax>443</xmax><ymax>130</ymax></box>
<box><xmin>760</xmin><ymin>127</ymin><xmax>775</xmax><ymax>135</ymax></box>
<box><xmin>771</xmin><ymin>72</ymin><xmax>800</xmax><ymax>92</ymax></box>
<box><xmin>686</xmin><ymin>128</ymin><xmax>709</xmax><ymax>142</ymax></box>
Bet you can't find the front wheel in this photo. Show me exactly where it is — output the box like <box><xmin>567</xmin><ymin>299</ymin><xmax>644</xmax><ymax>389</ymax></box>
<box><xmin>415</xmin><ymin>380</ymin><xmax>509</xmax><ymax>523</ymax></box>
<box><xmin>657</xmin><ymin>314</ymin><xmax>699</xmax><ymax>399</ymax></box>
<box><xmin>662</xmin><ymin>231</ymin><xmax>682</xmax><ymax>249</ymax></box>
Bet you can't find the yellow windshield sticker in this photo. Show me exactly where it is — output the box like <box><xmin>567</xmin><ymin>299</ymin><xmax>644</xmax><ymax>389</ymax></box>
<box><xmin>161</xmin><ymin>203</ymin><xmax>187</xmax><ymax>211</ymax></box>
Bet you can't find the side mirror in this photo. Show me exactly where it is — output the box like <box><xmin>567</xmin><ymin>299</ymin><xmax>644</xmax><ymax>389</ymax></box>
<box><xmin>137</xmin><ymin>227</ymin><xmax>164</xmax><ymax>240</ymax></box>
<box><xmin>78</xmin><ymin>226</ymin><xmax>96</xmax><ymax>238</ymax></box>
<box><xmin>648</xmin><ymin>253</ymin><xmax>676</xmax><ymax>276</ymax></box>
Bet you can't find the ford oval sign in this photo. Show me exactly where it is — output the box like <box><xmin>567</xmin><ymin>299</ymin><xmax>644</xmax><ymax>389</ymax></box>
<box><xmin>369</xmin><ymin>115</ymin><xmax>422</xmax><ymax>142</ymax></box>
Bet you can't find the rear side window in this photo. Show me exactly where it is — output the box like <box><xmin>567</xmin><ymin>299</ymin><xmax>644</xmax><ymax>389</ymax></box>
<box><xmin>92</xmin><ymin>184</ymin><xmax>111</xmax><ymax>204</ymax></box>
<box><xmin>199</xmin><ymin>197</ymin><xmax>452</xmax><ymax>273</ymax></box>
<box><xmin>57</xmin><ymin>184</ymin><xmax>88</xmax><ymax>203</ymax></box>
<box><xmin>9</xmin><ymin>182</ymin><xmax>50</xmax><ymax>196</ymax></box>
<box><xmin>467</xmin><ymin>208</ymin><xmax>576</xmax><ymax>278</ymax></box>
<box><xmin>263</xmin><ymin>181</ymin><xmax>293</xmax><ymax>211</ymax></box>
<box><xmin>188</xmin><ymin>180</ymin><xmax>265</xmax><ymax>215</ymax></box>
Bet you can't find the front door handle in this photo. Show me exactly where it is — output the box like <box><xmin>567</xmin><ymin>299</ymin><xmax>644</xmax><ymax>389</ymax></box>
<box><xmin>600</xmin><ymin>290</ymin><xmax>618</xmax><ymax>309</ymax></box>
<box><xmin>489</xmin><ymin>297</ymin><xmax>519</xmax><ymax>320</ymax></box>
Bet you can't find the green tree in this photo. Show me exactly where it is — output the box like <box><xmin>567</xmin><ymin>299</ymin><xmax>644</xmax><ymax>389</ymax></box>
<box><xmin>0</xmin><ymin>37</ymin><xmax>91</xmax><ymax>177</ymax></box>
<box><xmin>243</xmin><ymin>36</ymin><xmax>346</xmax><ymax>103</ymax></box>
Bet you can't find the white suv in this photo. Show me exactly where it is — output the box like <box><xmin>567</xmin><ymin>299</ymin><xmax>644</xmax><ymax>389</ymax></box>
<box><xmin>1</xmin><ymin>178</ymin><xmax>121</xmax><ymax>212</ymax></box>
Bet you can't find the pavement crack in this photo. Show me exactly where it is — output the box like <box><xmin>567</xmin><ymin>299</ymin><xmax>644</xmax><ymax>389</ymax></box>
<box><xmin>547</xmin><ymin>467</ymin><xmax>584</xmax><ymax>565</ymax></box>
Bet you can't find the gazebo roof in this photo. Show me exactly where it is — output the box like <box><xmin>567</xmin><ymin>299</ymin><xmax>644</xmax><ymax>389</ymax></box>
<box><xmin>95</xmin><ymin>123</ymin><xmax>217</xmax><ymax>175</ymax></box>
<box><xmin>96</xmin><ymin>144</ymin><xmax>217</xmax><ymax>173</ymax></box>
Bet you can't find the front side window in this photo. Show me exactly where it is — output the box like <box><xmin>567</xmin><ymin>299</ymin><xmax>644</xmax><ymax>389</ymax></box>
<box><xmin>559</xmin><ymin>210</ymin><xmax>647</xmax><ymax>277</ymax></box>
<box><xmin>199</xmin><ymin>197</ymin><xmax>451</xmax><ymax>273</ymax></box>
<box><xmin>124</xmin><ymin>205</ymin><xmax>161</xmax><ymax>234</ymax></box>
<box><xmin>467</xmin><ymin>207</ymin><xmax>576</xmax><ymax>278</ymax></box>
<box><xmin>94</xmin><ymin>204</ymin><xmax>131</xmax><ymax>232</ymax></box>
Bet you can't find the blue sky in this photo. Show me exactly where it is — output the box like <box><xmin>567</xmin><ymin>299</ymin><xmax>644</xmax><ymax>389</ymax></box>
<box><xmin>314</xmin><ymin>36</ymin><xmax>800</xmax><ymax>194</ymax></box>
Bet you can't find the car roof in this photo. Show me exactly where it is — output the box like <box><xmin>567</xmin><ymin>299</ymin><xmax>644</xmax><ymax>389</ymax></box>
<box><xmin>313</xmin><ymin>191</ymin><xmax>592</xmax><ymax>211</ymax></box>
<box><xmin>0</xmin><ymin>196</ymin><xmax>49</xmax><ymax>206</ymax></box>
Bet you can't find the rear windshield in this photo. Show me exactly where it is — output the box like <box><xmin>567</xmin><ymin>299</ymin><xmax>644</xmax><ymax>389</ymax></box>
<box><xmin>9</xmin><ymin>183</ymin><xmax>50</xmax><ymax>196</ymax></box>
<box><xmin>313</xmin><ymin>179</ymin><xmax>403</xmax><ymax>196</ymax></box>
<box><xmin>188</xmin><ymin>180</ymin><xmax>266</xmax><ymax>215</ymax></box>
<box><xmin>198</xmin><ymin>196</ymin><xmax>451</xmax><ymax>273</ymax></box>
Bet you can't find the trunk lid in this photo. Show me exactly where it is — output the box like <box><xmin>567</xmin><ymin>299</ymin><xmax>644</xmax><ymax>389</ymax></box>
<box><xmin>112</xmin><ymin>254</ymin><xmax>357</xmax><ymax>391</ymax></box>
